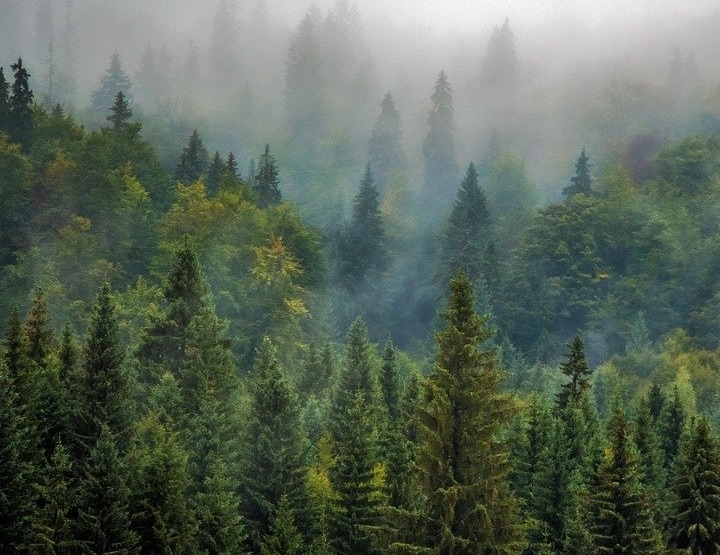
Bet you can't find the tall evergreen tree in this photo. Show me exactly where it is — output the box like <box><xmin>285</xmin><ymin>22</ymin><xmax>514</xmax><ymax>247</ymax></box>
<box><xmin>91</xmin><ymin>51</ymin><xmax>132</xmax><ymax>111</ymax></box>
<box><xmin>242</xmin><ymin>337</ymin><xmax>306</xmax><ymax>550</ymax></box>
<box><xmin>9</xmin><ymin>58</ymin><xmax>34</xmax><ymax>150</ymax></box>
<box><xmin>338</xmin><ymin>165</ymin><xmax>387</xmax><ymax>288</ymax></box>
<box><xmin>440</xmin><ymin>162</ymin><xmax>494</xmax><ymax>288</ymax></box>
<box><xmin>0</xmin><ymin>66</ymin><xmax>9</xmax><ymax>133</ymax></box>
<box><xmin>411</xmin><ymin>272</ymin><xmax>521</xmax><ymax>554</ymax></box>
<box><xmin>422</xmin><ymin>70</ymin><xmax>457</xmax><ymax>206</ymax></box>
<box><xmin>661</xmin><ymin>385</ymin><xmax>686</xmax><ymax>471</ymax></box>
<box><xmin>633</xmin><ymin>396</ymin><xmax>666</xmax><ymax>521</ymax></box>
<box><xmin>379</xmin><ymin>338</ymin><xmax>400</xmax><ymax>424</ymax></box>
<box><xmin>368</xmin><ymin>92</ymin><xmax>405</xmax><ymax>190</ymax></box>
<box><xmin>260</xmin><ymin>494</ymin><xmax>304</xmax><ymax>555</ymax></box>
<box><xmin>586</xmin><ymin>406</ymin><xmax>662</xmax><ymax>555</ymax></box>
<box><xmin>669</xmin><ymin>416</ymin><xmax>720</xmax><ymax>555</ymax></box>
<box><xmin>175</xmin><ymin>129</ymin><xmax>209</xmax><ymax>184</ymax></box>
<box><xmin>555</xmin><ymin>335</ymin><xmax>592</xmax><ymax>412</ymax></box>
<box><xmin>226</xmin><ymin>152</ymin><xmax>238</xmax><ymax>178</ymax></box>
<box><xmin>562</xmin><ymin>148</ymin><xmax>592</xmax><ymax>199</ymax></box>
<box><xmin>106</xmin><ymin>90</ymin><xmax>133</xmax><ymax>132</ymax></box>
<box><xmin>254</xmin><ymin>143</ymin><xmax>282</xmax><ymax>208</ymax></box>
<box><xmin>207</xmin><ymin>150</ymin><xmax>224</xmax><ymax>197</ymax></box>
<box><xmin>480</xmin><ymin>18</ymin><xmax>519</xmax><ymax>89</ymax></box>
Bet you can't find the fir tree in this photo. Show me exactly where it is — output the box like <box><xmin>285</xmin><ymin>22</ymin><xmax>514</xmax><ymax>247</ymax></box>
<box><xmin>9</xmin><ymin>58</ymin><xmax>34</xmax><ymax>150</ymax></box>
<box><xmin>648</xmin><ymin>379</ymin><xmax>665</xmax><ymax>424</ymax></box>
<box><xmin>633</xmin><ymin>396</ymin><xmax>666</xmax><ymax>521</ymax></box>
<box><xmin>422</xmin><ymin>70</ymin><xmax>457</xmax><ymax>206</ymax></box>
<box><xmin>242</xmin><ymin>337</ymin><xmax>306</xmax><ymax>550</ymax></box>
<box><xmin>555</xmin><ymin>335</ymin><xmax>592</xmax><ymax>412</ymax></box>
<box><xmin>368</xmin><ymin>91</ymin><xmax>405</xmax><ymax>190</ymax></box>
<box><xmin>0</xmin><ymin>66</ymin><xmax>9</xmax><ymax>133</ymax></box>
<box><xmin>379</xmin><ymin>338</ymin><xmax>400</xmax><ymax>424</ymax></box>
<box><xmin>254</xmin><ymin>143</ymin><xmax>282</xmax><ymax>208</ymax></box>
<box><xmin>226</xmin><ymin>152</ymin><xmax>238</xmax><ymax>178</ymax></box>
<box><xmin>175</xmin><ymin>129</ymin><xmax>209</xmax><ymax>184</ymax></box>
<box><xmin>207</xmin><ymin>150</ymin><xmax>224</xmax><ymax>197</ymax></box>
<box><xmin>669</xmin><ymin>416</ymin><xmax>720</xmax><ymax>555</ymax></box>
<box><xmin>586</xmin><ymin>406</ymin><xmax>662</xmax><ymax>555</ymax></box>
<box><xmin>480</xmin><ymin>18</ymin><xmax>519</xmax><ymax>89</ymax></box>
<box><xmin>106</xmin><ymin>90</ymin><xmax>133</xmax><ymax>132</ymax></box>
<box><xmin>562</xmin><ymin>148</ymin><xmax>592</xmax><ymax>199</ymax></box>
<box><xmin>91</xmin><ymin>51</ymin><xmax>132</xmax><ymax>111</ymax></box>
<box><xmin>260</xmin><ymin>494</ymin><xmax>304</xmax><ymax>555</ymax></box>
<box><xmin>440</xmin><ymin>162</ymin><xmax>494</xmax><ymax>288</ymax></box>
<box><xmin>661</xmin><ymin>385</ymin><xmax>685</xmax><ymax>471</ymax></box>
<box><xmin>411</xmin><ymin>272</ymin><xmax>521</xmax><ymax>554</ymax></box>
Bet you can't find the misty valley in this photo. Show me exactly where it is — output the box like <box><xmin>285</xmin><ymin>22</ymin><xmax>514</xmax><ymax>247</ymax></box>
<box><xmin>2</xmin><ymin>0</ymin><xmax>720</xmax><ymax>553</ymax></box>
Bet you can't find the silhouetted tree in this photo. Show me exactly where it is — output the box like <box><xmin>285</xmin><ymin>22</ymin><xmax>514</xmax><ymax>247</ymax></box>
<box><xmin>562</xmin><ymin>148</ymin><xmax>592</xmax><ymax>198</ymax></box>
<box><xmin>368</xmin><ymin>92</ymin><xmax>405</xmax><ymax>190</ymax></box>
<box><xmin>423</xmin><ymin>71</ymin><xmax>457</xmax><ymax>206</ymax></box>
<box><xmin>480</xmin><ymin>18</ymin><xmax>519</xmax><ymax>89</ymax></box>
<box><xmin>106</xmin><ymin>90</ymin><xmax>133</xmax><ymax>132</ymax></box>
<box><xmin>91</xmin><ymin>52</ymin><xmax>132</xmax><ymax>111</ymax></box>
<box><xmin>175</xmin><ymin>129</ymin><xmax>208</xmax><ymax>184</ymax></box>
<box><xmin>254</xmin><ymin>144</ymin><xmax>282</xmax><ymax>207</ymax></box>
<box><xmin>9</xmin><ymin>58</ymin><xmax>34</xmax><ymax>150</ymax></box>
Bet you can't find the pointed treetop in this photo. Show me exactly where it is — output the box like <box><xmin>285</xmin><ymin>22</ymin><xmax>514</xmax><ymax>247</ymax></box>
<box><xmin>106</xmin><ymin>90</ymin><xmax>133</xmax><ymax>132</ymax></box>
<box><xmin>562</xmin><ymin>148</ymin><xmax>592</xmax><ymax>199</ymax></box>
<box><xmin>254</xmin><ymin>143</ymin><xmax>282</xmax><ymax>208</ymax></box>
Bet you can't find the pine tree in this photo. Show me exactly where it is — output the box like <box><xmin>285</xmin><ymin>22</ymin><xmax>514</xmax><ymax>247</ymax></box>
<box><xmin>0</xmin><ymin>66</ymin><xmax>10</xmax><ymax>133</ymax></box>
<box><xmin>242</xmin><ymin>337</ymin><xmax>306</xmax><ymax>550</ymax></box>
<box><xmin>106</xmin><ymin>90</ymin><xmax>133</xmax><ymax>132</ymax></box>
<box><xmin>338</xmin><ymin>165</ymin><xmax>387</xmax><ymax>288</ymax></box>
<box><xmin>648</xmin><ymin>379</ymin><xmax>665</xmax><ymax>423</ymax></box>
<box><xmin>175</xmin><ymin>129</ymin><xmax>209</xmax><ymax>184</ymax></box>
<box><xmin>411</xmin><ymin>272</ymin><xmax>521</xmax><ymax>554</ymax></box>
<box><xmin>379</xmin><ymin>338</ymin><xmax>400</xmax><ymax>424</ymax></box>
<box><xmin>91</xmin><ymin>51</ymin><xmax>132</xmax><ymax>111</ymax></box>
<box><xmin>480</xmin><ymin>18</ymin><xmax>519</xmax><ymax>89</ymax></box>
<box><xmin>511</xmin><ymin>395</ymin><xmax>551</xmax><ymax>503</ymax></box>
<box><xmin>260</xmin><ymin>494</ymin><xmax>304</xmax><ymax>555</ymax></box>
<box><xmin>555</xmin><ymin>335</ymin><xmax>592</xmax><ymax>412</ymax></box>
<box><xmin>75</xmin><ymin>424</ymin><xmax>138</xmax><ymax>554</ymax></box>
<box><xmin>226</xmin><ymin>152</ymin><xmax>238</xmax><ymax>178</ymax></box>
<box><xmin>661</xmin><ymin>385</ymin><xmax>685</xmax><ymax>471</ymax></box>
<box><xmin>669</xmin><ymin>416</ymin><xmax>720</xmax><ymax>555</ymax></box>
<box><xmin>440</xmin><ymin>162</ymin><xmax>494</xmax><ymax>288</ymax></box>
<box><xmin>368</xmin><ymin>92</ymin><xmax>405</xmax><ymax>190</ymax></box>
<box><xmin>562</xmin><ymin>148</ymin><xmax>592</xmax><ymax>199</ymax></box>
<box><xmin>422</xmin><ymin>70</ymin><xmax>457</xmax><ymax>206</ymax></box>
<box><xmin>9</xmin><ymin>58</ymin><xmax>34</xmax><ymax>150</ymax></box>
<box><xmin>254</xmin><ymin>143</ymin><xmax>282</xmax><ymax>208</ymax></box>
<box><xmin>633</xmin><ymin>396</ymin><xmax>666</xmax><ymax>521</ymax></box>
<box><xmin>207</xmin><ymin>150</ymin><xmax>224</xmax><ymax>197</ymax></box>
<box><xmin>586</xmin><ymin>406</ymin><xmax>662</xmax><ymax>555</ymax></box>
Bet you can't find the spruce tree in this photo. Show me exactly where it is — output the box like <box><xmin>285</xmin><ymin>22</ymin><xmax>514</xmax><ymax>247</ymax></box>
<box><xmin>661</xmin><ymin>385</ymin><xmax>685</xmax><ymax>471</ymax></box>
<box><xmin>411</xmin><ymin>272</ymin><xmax>521</xmax><ymax>554</ymax></box>
<box><xmin>562</xmin><ymin>148</ymin><xmax>592</xmax><ymax>199</ymax></box>
<box><xmin>0</xmin><ymin>66</ymin><xmax>9</xmax><ymax>133</ymax></box>
<box><xmin>586</xmin><ymin>406</ymin><xmax>662</xmax><ymax>555</ymax></box>
<box><xmin>9</xmin><ymin>58</ymin><xmax>34</xmax><ymax>150</ymax></box>
<box><xmin>669</xmin><ymin>416</ymin><xmax>720</xmax><ymax>555</ymax></box>
<box><xmin>555</xmin><ymin>335</ymin><xmax>592</xmax><ymax>412</ymax></box>
<box><xmin>254</xmin><ymin>143</ymin><xmax>282</xmax><ymax>208</ymax></box>
<box><xmin>379</xmin><ymin>338</ymin><xmax>400</xmax><ymax>424</ymax></box>
<box><xmin>440</xmin><ymin>162</ymin><xmax>493</xmax><ymax>288</ymax></box>
<box><xmin>480</xmin><ymin>18</ymin><xmax>519</xmax><ymax>89</ymax></box>
<box><xmin>368</xmin><ymin>91</ymin><xmax>405</xmax><ymax>190</ymax></box>
<box><xmin>91</xmin><ymin>51</ymin><xmax>132</xmax><ymax>111</ymax></box>
<box><xmin>260</xmin><ymin>494</ymin><xmax>304</xmax><ymax>555</ymax></box>
<box><xmin>207</xmin><ymin>150</ymin><xmax>224</xmax><ymax>197</ymax></box>
<box><xmin>175</xmin><ymin>129</ymin><xmax>209</xmax><ymax>184</ymax></box>
<box><xmin>633</xmin><ymin>396</ymin><xmax>666</xmax><ymax>521</ymax></box>
<box><xmin>226</xmin><ymin>152</ymin><xmax>238</xmax><ymax>178</ymax></box>
<box><xmin>647</xmin><ymin>379</ymin><xmax>665</xmax><ymax>423</ymax></box>
<box><xmin>422</xmin><ymin>70</ymin><xmax>457</xmax><ymax>206</ymax></box>
<box><xmin>106</xmin><ymin>90</ymin><xmax>133</xmax><ymax>132</ymax></box>
<box><xmin>242</xmin><ymin>337</ymin><xmax>306</xmax><ymax>550</ymax></box>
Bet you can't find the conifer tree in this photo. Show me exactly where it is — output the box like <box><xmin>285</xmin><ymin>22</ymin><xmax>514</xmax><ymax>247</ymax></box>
<box><xmin>260</xmin><ymin>494</ymin><xmax>304</xmax><ymax>555</ymax></box>
<box><xmin>106</xmin><ymin>90</ymin><xmax>133</xmax><ymax>132</ymax></box>
<box><xmin>3</xmin><ymin>309</ymin><xmax>26</xmax><ymax>392</ymax></box>
<box><xmin>254</xmin><ymin>143</ymin><xmax>282</xmax><ymax>208</ymax></box>
<box><xmin>669</xmin><ymin>416</ymin><xmax>720</xmax><ymax>555</ymax></box>
<box><xmin>338</xmin><ymin>165</ymin><xmax>387</xmax><ymax>288</ymax></box>
<box><xmin>175</xmin><ymin>129</ymin><xmax>209</xmax><ymax>184</ymax></box>
<box><xmin>242</xmin><ymin>337</ymin><xmax>306</xmax><ymax>550</ymax></box>
<box><xmin>555</xmin><ymin>335</ymin><xmax>592</xmax><ymax>412</ymax></box>
<box><xmin>207</xmin><ymin>150</ymin><xmax>224</xmax><ymax>197</ymax></box>
<box><xmin>368</xmin><ymin>91</ymin><xmax>405</xmax><ymax>190</ymax></box>
<box><xmin>511</xmin><ymin>395</ymin><xmax>551</xmax><ymax>503</ymax></box>
<box><xmin>226</xmin><ymin>152</ymin><xmax>238</xmax><ymax>178</ymax></box>
<box><xmin>411</xmin><ymin>272</ymin><xmax>521</xmax><ymax>554</ymax></box>
<box><xmin>562</xmin><ymin>148</ymin><xmax>592</xmax><ymax>199</ymax></box>
<box><xmin>586</xmin><ymin>406</ymin><xmax>662</xmax><ymax>555</ymax></box>
<box><xmin>379</xmin><ymin>338</ymin><xmax>400</xmax><ymax>424</ymax></box>
<box><xmin>91</xmin><ymin>51</ymin><xmax>132</xmax><ymax>111</ymax></box>
<box><xmin>75</xmin><ymin>424</ymin><xmax>138</xmax><ymax>554</ymax></box>
<box><xmin>661</xmin><ymin>385</ymin><xmax>685</xmax><ymax>471</ymax></box>
<box><xmin>0</xmin><ymin>66</ymin><xmax>9</xmax><ymax>132</ymax></box>
<box><xmin>633</xmin><ymin>396</ymin><xmax>666</xmax><ymax>521</ymax></box>
<box><xmin>9</xmin><ymin>58</ymin><xmax>34</xmax><ymax>150</ymax></box>
<box><xmin>422</xmin><ymin>70</ymin><xmax>457</xmax><ymax>206</ymax></box>
<box><xmin>648</xmin><ymin>379</ymin><xmax>665</xmax><ymax>423</ymax></box>
<box><xmin>440</xmin><ymin>162</ymin><xmax>494</xmax><ymax>288</ymax></box>
<box><xmin>480</xmin><ymin>18</ymin><xmax>519</xmax><ymax>89</ymax></box>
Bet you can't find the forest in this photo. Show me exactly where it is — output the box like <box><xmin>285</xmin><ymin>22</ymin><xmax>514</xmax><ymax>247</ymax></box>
<box><xmin>2</xmin><ymin>0</ymin><xmax>720</xmax><ymax>553</ymax></box>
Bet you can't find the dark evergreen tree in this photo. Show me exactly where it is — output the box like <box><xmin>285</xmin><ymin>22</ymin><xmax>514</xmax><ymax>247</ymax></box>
<box><xmin>410</xmin><ymin>272</ymin><xmax>521</xmax><ymax>554</ymax></box>
<box><xmin>586</xmin><ymin>406</ymin><xmax>662</xmax><ymax>555</ymax></box>
<box><xmin>175</xmin><ymin>129</ymin><xmax>209</xmax><ymax>184</ymax></box>
<box><xmin>647</xmin><ymin>379</ymin><xmax>665</xmax><ymax>424</ymax></box>
<box><xmin>226</xmin><ymin>152</ymin><xmax>238</xmax><ymax>178</ymax></box>
<box><xmin>75</xmin><ymin>424</ymin><xmax>138</xmax><ymax>554</ymax></box>
<box><xmin>9</xmin><ymin>58</ymin><xmax>34</xmax><ymax>150</ymax></box>
<box><xmin>330</xmin><ymin>394</ymin><xmax>386</xmax><ymax>555</ymax></box>
<box><xmin>633</xmin><ymin>396</ymin><xmax>666</xmax><ymax>520</ymax></box>
<box><xmin>254</xmin><ymin>143</ymin><xmax>282</xmax><ymax>208</ymax></box>
<box><xmin>338</xmin><ymin>164</ymin><xmax>387</xmax><ymax>290</ymax></box>
<box><xmin>555</xmin><ymin>335</ymin><xmax>592</xmax><ymax>412</ymax></box>
<box><xmin>511</xmin><ymin>395</ymin><xmax>551</xmax><ymax>503</ymax></box>
<box><xmin>0</xmin><ymin>66</ymin><xmax>9</xmax><ymax>133</ymax></box>
<box><xmin>562</xmin><ymin>148</ymin><xmax>592</xmax><ymax>199</ymax></box>
<box><xmin>379</xmin><ymin>338</ymin><xmax>400</xmax><ymax>424</ymax></box>
<box><xmin>91</xmin><ymin>52</ymin><xmax>132</xmax><ymax>111</ymax></box>
<box><xmin>75</xmin><ymin>282</ymin><xmax>133</xmax><ymax>458</ymax></box>
<box><xmin>242</xmin><ymin>337</ymin><xmax>306</xmax><ymax>550</ymax></box>
<box><xmin>260</xmin><ymin>494</ymin><xmax>304</xmax><ymax>555</ymax></box>
<box><xmin>669</xmin><ymin>416</ymin><xmax>720</xmax><ymax>555</ymax></box>
<box><xmin>106</xmin><ymin>90</ymin><xmax>133</xmax><ymax>132</ymax></box>
<box><xmin>440</xmin><ymin>162</ymin><xmax>494</xmax><ymax>288</ymax></box>
<box><xmin>480</xmin><ymin>18</ymin><xmax>519</xmax><ymax>89</ymax></box>
<box><xmin>207</xmin><ymin>150</ymin><xmax>224</xmax><ymax>197</ymax></box>
<box><xmin>422</xmin><ymin>70</ymin><xmax>457</xmax><ymax>206</ymax></box>
<box><xmin>368</xmin><ymin>92</ymin><xmax>405</xmax><ymax>190</ymax></box>
<box><xmin>661</xmin><ymin>385</ymin><xmax>685</xmax><ymax>471</ymax></box>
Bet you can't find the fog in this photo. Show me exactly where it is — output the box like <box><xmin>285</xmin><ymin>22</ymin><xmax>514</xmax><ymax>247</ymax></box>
<box><xmin>2</xmin><ymin>0</ymin><xmax>720</xmax><ymax>206</ymax></box>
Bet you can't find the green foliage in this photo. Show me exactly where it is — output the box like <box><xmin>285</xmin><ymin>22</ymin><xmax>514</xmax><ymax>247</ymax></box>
<box><xmin>106</xmin><ymin>91</ymin><xmax>133</xmax><ymax>133</ymax></box>
<box><xmin>480</xmin><ymin>19</ymin><xmax>519</xmax><ymax>89</ymax></box>
<box><xmin>254</xmin><ymin>143</ymin><xmax>282</xmax><ymax>208</ymax></box>
<box><xmin>91</xmin><ymin>52</ymin><xmax>132</xmax><ymax>112</ymax></box>
<box><xmin>260</xmin><ymin>495</ymin><xmax>304</xmax><ymax>555</ymax></box>
<box><xmin>422</xmin><ymin>71</ymin><xmax>457</xmax><ymax>206</ymax></box>
<box><xmin>175</xmin><ymin>129</ymin><xmax>209</xmax><ymax>184</ymax></box>
<box><xmin>9</xmin><ymin>58</ymin><xmax>34</xmax><ymax>150</ymax></box>
<box><xmin>556</xmin><ymin>336</ymin><xmax>592</xmax><ymax>411</ymax></box>
<box><xmin>368</xmin><ymin>92</ymin><xmax>405</xmax><ymax>191</ymax></box>
<box><xmin>562</xmin><ymin>148</ymin><xmax>592</xmax><ymax>199</ymax></box>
